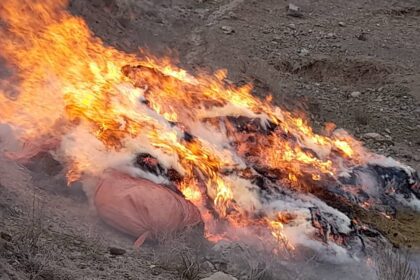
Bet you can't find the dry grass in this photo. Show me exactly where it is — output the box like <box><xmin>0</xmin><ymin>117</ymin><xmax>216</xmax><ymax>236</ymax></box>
<box><xmin>12</xmin><ymin>195</ymin><xmax>53</xmax><ymax>279</ymax></box>
<box><xmin>178</xmin><ymin>251</ymin><xmax>201</xmax><ymax>280</ymax></box>
<box><xmin>150</xmin><ymin>230</ymin><xmax>205</xmax><ymax>279</ymax></box>
<box><xmin>375</xmin><ymin>248</ymin><xmax>420</xmax><ymax>280</ymax></box>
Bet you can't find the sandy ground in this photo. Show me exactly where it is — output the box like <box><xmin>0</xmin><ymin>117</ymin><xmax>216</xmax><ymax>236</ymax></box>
<box><xmin>1</xmin><ymin>0</ymin><xmax>420</xmax><ymax>279</ymax></box>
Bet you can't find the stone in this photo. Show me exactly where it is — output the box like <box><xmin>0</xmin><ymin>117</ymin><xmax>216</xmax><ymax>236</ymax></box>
<box><xmin>286</xmin><ymin>3</ymin><xmax>303</xmax><ymax>18</ymax></box>
<box><xmin>221</xmin><ymin>26</ymin><xmax>234</xmax><ymax>34</ymax></box>
<box><xmin>201</xmin><ymin>261</ymin><xmax>216</xmax><ymax>272</ymax></box>
<box><xmin>326</xmin><ymin>32</ymin><xmax>336</xmax><ymax>39</ymax></box>
<box><xmin>362</xmin><ymin>133</ymin><xmax>393</xmax><ymax>144</ymax></box>
<box><xmin>298</xmin><ymin>48</ymin><xmax>309</xmax><ymax>56</ymax></box>
<box><xmin>201</xmin><ymin>271</ymin><xmax>238</xmax><ymax>280</ymax></box>
<box><xmin>228</xmin><ymin>12</ymin><xmax>238</xmax><ymax>20</ymax></box>
<box><xmin>363</xmin><ymin>132</ymin><xmax>383</xmax><ymax>140</ymax></box>
<box><xmin>109</xmin><ymin>247</ymin><xmax>126</xmax><ymax>256</ymax></box>
<box><xmin>272</xmin><ymin>35</ymin><xmax>282</xmax><ymax>42</ymax></box>
<box><xmin>0</xmin><ymin>232</ymin><xmax>12</xmax><ymax>242</ymax></box>
<box><xmin>350</xmin><ymin>91</ymin><xmax>361</xmax><ymax>98</ymax></box>
<box><xmin>357</xmin><ymin>32</ymin><xmax>367</xmax><ymax>41</ymax></box>
<box><xmin>338</xmin><ymin>21</ymin><xmax>346</xmax><ymax>27</ymax></box>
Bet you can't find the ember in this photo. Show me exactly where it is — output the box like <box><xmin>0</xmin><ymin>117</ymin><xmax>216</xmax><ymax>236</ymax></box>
<box><xmin>0</xmin><ymin>0</ymin><xmax>419</xmax><ymax>259</ymax></box>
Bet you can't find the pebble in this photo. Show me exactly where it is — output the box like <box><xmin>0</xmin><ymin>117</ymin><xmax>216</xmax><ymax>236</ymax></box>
<box><xmin>287</xmin><ymin>3</ymin><xmax>303</xmax><ymax>18</ymax></box>
<box><xmin>350</xmin><ymin>91</ymin><xmax>361</xmax><ymax>98</ymax></box>
<box><xmin>326</xmin><ymin>32</ymin><xmax>336</xmax><ymax>39</ymax></box>
<box><xmin>357</xmin><ymin>32</ymin><xmax>367</xmax><ymax>41</ymax></box>
<box><xmin>363</xmin><ymin>132</ymin><xmax>383</xmax><ymax>141</ymax></box>
<box><xmin>151</xmin><ymin>269</ymin><xmax>160</xmax><ymax>276</ymax></box>
<box><xmin>221</xmin><ymin>26</ymin><xmax>234</xmax><ymax>34</ymax></box>
<box><xmin>228</xmin><ymin>11</ymin><xmax>238</xmax><ymax>19</ymax></box>
<box><xmin>298</xmin><ymin>48</ymin><xmax>310</xmax><ymax>56</ymax></box>
<box><xmin>363</xmin><ymin>133</ymin><xmax>394</xmax><ymax>144</ymax></box>
<box><xmin>109</xmin><ymin>247</ymin><xmax>126</xmax><ymax>256</ymax></box>
<box><xmin>338</xmin><ymin>21</ymin><xmax>346</xmax><ymax>27</ymax></box>
<box><xmin>201</xmin><ymin>261</ymin><xmax>216</xmax><ymax>272</ymax></box>
<box><xmin>272</xmin><ymin>35</ymin><xmax>282</xmax><ymax>41</ymax></box>
<box><xmin>0</xmin><ymin>232</ymin><xmax>12</xmax><ymax>242</ymax></box>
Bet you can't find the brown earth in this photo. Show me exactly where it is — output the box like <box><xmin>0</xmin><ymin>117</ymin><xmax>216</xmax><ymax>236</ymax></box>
<box><xmin>1</xmin><ymin>0</ymin><xmax>420</xmax><ymax>279</ymax></box>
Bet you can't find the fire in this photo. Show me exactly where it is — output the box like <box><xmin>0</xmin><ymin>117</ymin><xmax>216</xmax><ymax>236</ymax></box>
<box><xmin>178</xmin><ymin>178</ymin><xmax>202</xmax><ymax>203</ymax></box>
<box><xmin>0</xmin><ymin>0</ymin><xmax>369</xmax><ymax>253</ymax></box>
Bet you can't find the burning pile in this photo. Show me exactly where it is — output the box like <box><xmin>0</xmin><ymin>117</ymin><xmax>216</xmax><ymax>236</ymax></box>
<box><xmin>1</xmin><ymin>0</ymin><xmax>419</xmax><ymax>258</ymax></box>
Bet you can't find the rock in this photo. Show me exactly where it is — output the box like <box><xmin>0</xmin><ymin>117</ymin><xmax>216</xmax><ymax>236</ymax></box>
<box><xmin>151</xmin><ymin>269</ymin><xmax>160</xmax><ymax>276</ymax></box>
<box><xmin>338</xmin><ymin>21</ymin><xmax>346</xmax><ymax>27</ymax></box>
<box><xmin>286</xmin><ymin>3</ymin><xmax>303</xmax><ymax>18</ymax></box>
<box><xmin>298</xmin><ymin>48</ymin><xmax>309</xmax><ymax>56</ymax></box>
<box><xmin>272</xmin><ymin>35</ymin><xmax>282</xmax><ymax>42</ymax></box>
<box><xmin>221</xmin><ymin>26</ymin><xmax>234</xmax><ymax>34</ymax></box>
<box><xmin>201</xmin><ymin>272</ymin><xmax>238</xmax><ymax>280</ymax></box>
<box><xmin>109</xmin><ymin>247</ymin><xmax>126</xmax><ymax>256</ymax></box>
<box><xmin>362</xmin><ymin>133</ymin><xmax>393</xmax><ymax>145</ymax></box>
<box><xmin>0</xmin><ymin>232</ymin><xmax>12</xmax><ymax>242</ymax></box>
<box><xmin>326</xmin><ymin>32</ymin><xmax>336</xmax><ymax>39</ymax></box>
<box><xmin>228</xmin><ymin>12</ymin><xmax>238</xmax><ymax>20</ymax></box>
<box><xmin>363</xmin><ymin>132</ymin><xmax>383</xmax><ymax>140</ymax></box>
<box><xmin>357</xmin><ymin>32</ymin><xmax>367</xmax><ymax>41</ymax></box>
<box><xmin>287</xmin><ymin>23</ymin><xmax>296</xmax><ymax>30</ymax></box>
<box><xmin>201</xmin><ymin>261</ymin><xmax>216</xmax><ymax>272</ymax></box>
<box><xmin>350</xmin><ymin>91</ymin><xmax>361</xmax><ymax>98</ymax></box>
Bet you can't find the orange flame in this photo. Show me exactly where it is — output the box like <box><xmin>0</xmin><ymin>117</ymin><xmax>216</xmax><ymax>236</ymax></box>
<box><xmin>0</xmin><ymin>0</ymin><xmax>369</xmax><ymax>252</ymax></box>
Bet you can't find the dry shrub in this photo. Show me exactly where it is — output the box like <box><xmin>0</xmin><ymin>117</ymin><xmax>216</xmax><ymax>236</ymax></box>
<box><xmin>375</xmin><ymin>248</ymin><xmax>420</xmax><ymax>280</ymax></box>
<box><xmin>179</xmin><ymin>252</ymin><xmax>200</xmax><ymax>280</ymax></box>
<box><xmin>13</xmin><ymin>195</ymin><xmax>53</xmax><ymax>279</ymax></box>
<box><xmin>151</xmin><ymin>229</ymin><xmax>205</xmax><ymax>279</ymax></box>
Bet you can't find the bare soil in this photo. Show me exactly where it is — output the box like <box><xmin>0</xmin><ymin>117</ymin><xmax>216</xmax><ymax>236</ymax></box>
<box><xmin>1</xmin><ymin>0</ymin><xmax>420</xmax><ymax>279</ymax></box>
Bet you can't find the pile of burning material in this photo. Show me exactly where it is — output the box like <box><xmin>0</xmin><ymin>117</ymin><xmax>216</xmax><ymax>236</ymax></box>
<box><xmin>1</xmin><ymin>0</ymin><xmax>419</xmax><ymax>261</ymax></box>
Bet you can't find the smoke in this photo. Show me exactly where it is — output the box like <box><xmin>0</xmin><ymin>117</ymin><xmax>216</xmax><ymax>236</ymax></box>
<box><xmin>0</xmin><ymin>123</ymin><xmax>19</xmax><ymax>152</ymax></box>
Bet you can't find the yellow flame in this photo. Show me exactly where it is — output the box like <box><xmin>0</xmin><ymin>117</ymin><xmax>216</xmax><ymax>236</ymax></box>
<box><xmin>0</xmin><ymin>0</ymin><xmax>367</xmax><ymax>251</ymax></box>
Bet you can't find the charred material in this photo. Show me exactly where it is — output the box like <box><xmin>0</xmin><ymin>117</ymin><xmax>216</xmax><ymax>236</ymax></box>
<box><xmin>226</xmin><ymin>116</ymin><xmax>277</xmax><ymax>134</ymax></box>
<box><xmin>135</xmin><ymin>153</ymin><xmax>165</xmax><ymax>176</ymax></box>
<box><xmin>135</xmin><ymin>153</ymin><xmax>184</xmax><ymax>182</ymax></box>
<box><xmin>338</xmin><ymin>164</ymin><xmax>420</xmax><ymax>203</ymax></box>
<box><xmin>310</xmin><ymin>207</ymin><xmax>348</xmax><ymax>245</ymax></box>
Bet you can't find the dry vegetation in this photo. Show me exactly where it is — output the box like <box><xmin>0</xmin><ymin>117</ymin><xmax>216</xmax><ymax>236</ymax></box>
<box><xmin>374</xmin><ymin>248</ymin><xmax>420</xmax><ymax>280</ymax></box>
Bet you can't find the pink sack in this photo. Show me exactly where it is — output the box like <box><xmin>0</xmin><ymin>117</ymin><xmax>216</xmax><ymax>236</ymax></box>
<box><xmin>94</xmin><ymin>171</ymin><xmax>202</xmax><ymax>246</ymax></box>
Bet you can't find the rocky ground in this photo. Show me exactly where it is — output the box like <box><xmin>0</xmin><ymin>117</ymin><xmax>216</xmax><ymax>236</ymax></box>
<box><xmin>1</xmin><ymin>0</ymin><xmax>420</xmax><ymax>279</ymax></box>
